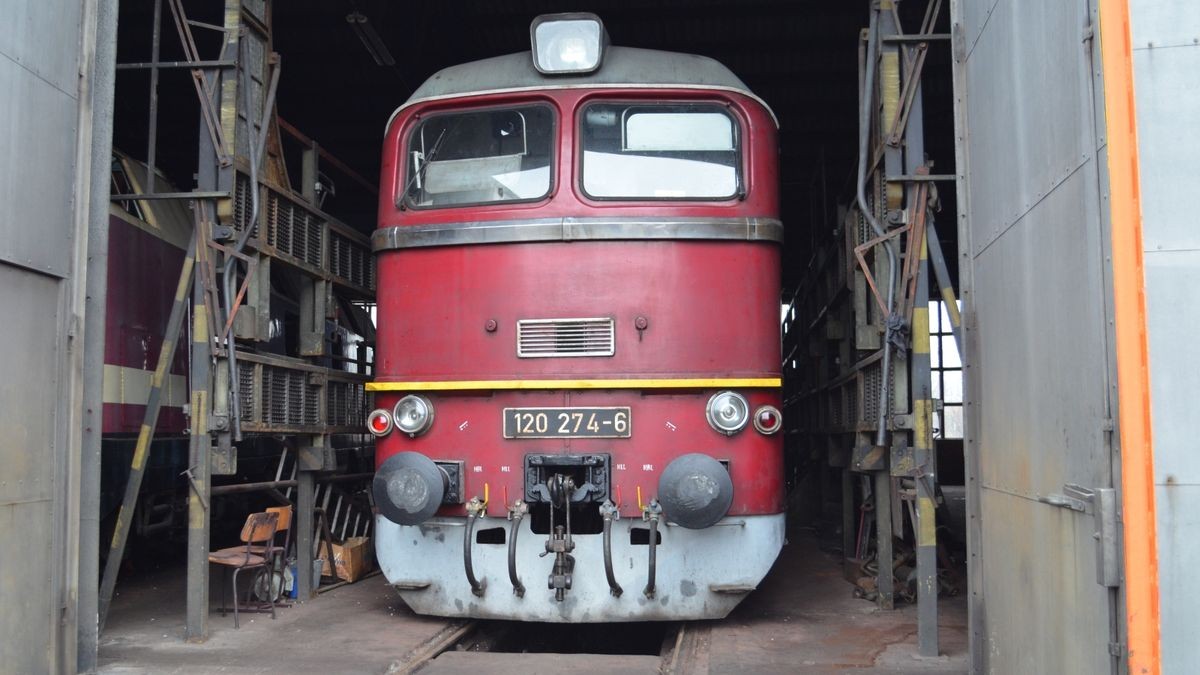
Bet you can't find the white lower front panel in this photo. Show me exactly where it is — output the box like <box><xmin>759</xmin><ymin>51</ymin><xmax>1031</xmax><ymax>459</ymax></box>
<box><xmin>376</xmin><ymin>513</ymin><xmax>785</xmax><ymax>622</ymax></box>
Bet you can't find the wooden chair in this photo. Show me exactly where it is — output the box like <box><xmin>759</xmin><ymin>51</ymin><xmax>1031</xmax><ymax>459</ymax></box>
<box><xmin>248</xmin><ymin>505</ymin><xmax>292</xmax><ymax>604</ymax></box>
<box><xmin>209</xmin><ymin>511</ymin><xmax>278</xmax><ymax>628</ymax></box>
<box><xmin>248</xmin><ymin>505</ymin><xmax>292</xmax><ymax>568</ymax></box>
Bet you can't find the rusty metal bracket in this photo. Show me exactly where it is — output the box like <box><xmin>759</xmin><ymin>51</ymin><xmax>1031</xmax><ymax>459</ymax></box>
<box><xmin>181</xmin><ymin>467</ymin><xmax>210</xmax><ymax>511</ymax></box>
<box><xmin>205</xmin><ymin>239</ymin><xmax>259</xmax><ymax>340</ymax></box>
<box><xmin>884</xmin><ymin>0</ymin><xmax>943</xmax><ymax>147</ymax></box>
<box><xmin>886</xmin><ymin>42</ymin><xmax>929</xmax><ymax>147</ymax></box>
<box><xmin>854</xmin><ymin>225</ymin><xmax>909</xmax><ymax>318</ymax></box>
<box><xmin>193</xmin><ymin>202</ymin><xmax>223</xmax><ymax>346</ymax></box>
<box><xmin>851</xmin><ymin>444</ymin><xmax>889</xmax><ymax>472</ymax></box>
<box><xmin>898</xmin><ymin>181</ymin><xmax>931</xmax><ymax>322</ymax></box>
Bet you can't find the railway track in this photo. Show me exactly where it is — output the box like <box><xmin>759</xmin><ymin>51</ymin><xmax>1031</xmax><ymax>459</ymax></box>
<box><xmin>386</xmin><ymin>619</ymin><xmax>711</xmax><ymax>674</ymax></box>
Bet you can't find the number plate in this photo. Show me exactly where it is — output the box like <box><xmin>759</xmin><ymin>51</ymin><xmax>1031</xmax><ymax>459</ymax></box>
<box><xmin>503</xmin><ymin>407</ymin><xmax>631</xmax><ymax>439</ymax></box>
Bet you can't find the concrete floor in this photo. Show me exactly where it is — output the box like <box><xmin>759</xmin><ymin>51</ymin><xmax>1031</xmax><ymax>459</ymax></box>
<box><xmin>98</xmin><ymin>567</ymin><xmax>446</xmax><ymax>674</ymax></box>
<box><xmin>703</xmin><ymin>534</ymin><xmax>968</xmax><ymax>674</ymax></box>
<box><xmin>98</xmin><ymin>530</ymin><xmax>968</xmax><ymax>674</ymax></box>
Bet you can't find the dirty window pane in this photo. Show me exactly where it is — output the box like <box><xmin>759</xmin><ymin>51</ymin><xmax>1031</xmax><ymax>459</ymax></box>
<box><xmin>943</xmin><ymin>405</ymin><xmax>964</xmax><ymax>438</ymax></box>
<box><xmin>403</xmin><ymin>105</ymin><xmax>554</xmax><ymax>208</ymax></box>
<box><xmin>943</xmin><ymin>371</ymin><xmax>963</xmax><ymax>404</ymax></box>
<box><xmin>941</xmin><ymin>335</ymin><xmax>961</xmax><ymax>368</ymax></box>
<box><xmin>581</xmin><ymin>103</ymin><xmax>740</xmax><ymax>199</ymax></box>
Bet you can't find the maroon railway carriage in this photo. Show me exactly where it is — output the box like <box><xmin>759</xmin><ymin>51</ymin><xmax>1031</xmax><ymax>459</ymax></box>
<box><xmin>367</xmin><ymin>14</ymin><xmax>784</xmax><ymax>622</ymax></box>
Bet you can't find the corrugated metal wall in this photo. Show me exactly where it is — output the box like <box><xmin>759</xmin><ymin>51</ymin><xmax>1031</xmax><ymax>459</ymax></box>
<box><xmin>1129</xmin><ymin>2</ymin><xmax>1200</xmax><ymax>672</ymax></box>
<box><xmin>0</xmin><ymin>1</ymin><xmax>97</xmax><ymax>672</ymax></box>
<box><xmin>954</xmin><ymin>0</ymin><xmax>1121</xmax><ymax>672</ymax></box>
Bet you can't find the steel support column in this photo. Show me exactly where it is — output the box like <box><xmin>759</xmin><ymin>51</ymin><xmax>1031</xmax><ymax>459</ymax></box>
<box><xmin>185</xmin><ymin>93</ymin><xmax>220</xmax><ymax>640</ymax></box>
<box><xmin>912</xmin><ymin>235</ymin><xmax>939</xmax><ymax>657</ymax></box>
<box><xmin>79</xmin><ymin>0</ymin><xmax>119</xmax><ymax>668</ymax></box>
<box><xmin>145</xmin><ymin>0</ymin><xmax>163</xmax><ymax>194</ymax></box>
<box><xmin>296</xmin><ymin>468</ymin><xmax>315</xmax><ymax>601</ymax></box>
<box><xmin>842</xmin><ymin>469</ymin><xmax>855</xmax><ymax>562</ymax></box>
<box><xmin>904</xmin><ymin>65</ymin><xmax>940</xmax><ymax>659</ymax></box>
<box><xmin>874</xmin><ymin>469</ymin><xmax>894</xmax><ymax>608</ymax></box>
<box><xmin>184</xmin><ymin>272</ymin><xmax>212</xmax><ymax>641</ymax></box>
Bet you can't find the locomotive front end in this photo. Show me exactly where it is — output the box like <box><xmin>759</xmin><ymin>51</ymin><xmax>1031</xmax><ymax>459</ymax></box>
<box><xmin>367</xmin><ymin>14</ymin><xmax>786</xmax><ymax>622</ymax></box>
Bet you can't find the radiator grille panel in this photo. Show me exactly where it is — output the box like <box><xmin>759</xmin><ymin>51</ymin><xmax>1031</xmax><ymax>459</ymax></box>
<box><xmin>330</xmin><ymin>232</ymin><xmax>375</xmax><ymax>290</ymax></box>
<box><xmin>517</xmin><ymin>318</ymin><xmax>615</xmax><ymax>358</ymax></box>
<box><xmin>327</xmin><ymin>379</ymin><xmax>368</xmax><ymax>429</ymax></box>
<box><xmin>266</xmin><ymin>191</ymin><xmax>323</xmax><ymax>268</ymax></box>
<box><xmin>232</xmin><ymin>174</ymin><xmax>255</xmax><ymax>235</ymax></box>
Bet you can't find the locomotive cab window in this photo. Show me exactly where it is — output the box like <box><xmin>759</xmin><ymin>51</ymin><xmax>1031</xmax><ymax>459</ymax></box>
<box><xmin>580</xmin><ymin>103</ymin><xmax>741</xmax><ymax>200</ymax></box>
<box><xmin>402</xmin><ymin>104</ymin><xmax>555</xmax><ymax>208</ymax></box>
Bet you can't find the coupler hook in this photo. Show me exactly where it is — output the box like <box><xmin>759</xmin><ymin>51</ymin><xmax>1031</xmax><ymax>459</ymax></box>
<box><xmin>643</xmin><ymin>499</ymin><xmax>662</xmax><ymax>599</ymax></box>
<box><xmin>464</xmin><ymin>496</ymin><xmax>487</xmax><ymax>597</ymax></box>
<box><xmin>507</xmin><ymin>499</ymin><xmax>528</xmax><ymax>598</ymax></box>
<box><xmin>542</xmin><ymin>474</ymin><xmax>576</xmax><ymax>602</ymax></box>
<box><xmin>599</xmin><ymin>500</ymin><xmax>623</xmax><ymax>597</ymax></box>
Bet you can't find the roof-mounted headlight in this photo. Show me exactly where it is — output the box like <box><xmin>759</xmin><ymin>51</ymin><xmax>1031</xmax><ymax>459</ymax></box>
<box><xmin>530</xmin><ymin>13</ymin><xmax>608</xmax><ymax>75</ymax></box>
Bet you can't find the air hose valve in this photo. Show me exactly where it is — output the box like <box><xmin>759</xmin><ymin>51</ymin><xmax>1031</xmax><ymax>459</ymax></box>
<box><xmin>464</xmin><ymin>494</ymin><xmax>487</xmax><ymax>597</ymax></box>
<box><xmin>642</xmin><ymin>499</ymin><xmax>662</xmax><ymax>599</ymax></box>
<box><xmin>599</xmin><ymin>500</ymin><xmax>623</xmax><ymax>597</ymax></box>
<box><xmin>506</xmin><ymin>500</ymin><xmax>528</xmax><ymax>597</ymax></box>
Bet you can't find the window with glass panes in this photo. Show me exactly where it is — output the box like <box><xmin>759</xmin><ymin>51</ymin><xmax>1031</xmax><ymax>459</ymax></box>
<box><xmin>929</xmin><ymin>301</ymin><xmax>963</xmax><ymax>439</ymax></box>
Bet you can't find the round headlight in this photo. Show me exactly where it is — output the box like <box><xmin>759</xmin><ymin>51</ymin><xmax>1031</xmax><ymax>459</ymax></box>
<box><xmin>367</xmin><ymin>409</ymin><xmax>393</xmax><ymax>437</ymax></box>
<box><xmin>393</xmin><ymin>395</ymin><xmax>434</xmax><ymax>436</ymax></box>
<box><xmin>705</xmin><ymin>391</ymin><xmax>749</xmax><ymax>435</ymax></box>
<box><xmin>753</xmin><ymin>405</ymin><xmax>782</xmax><ymax>435</ymax></box>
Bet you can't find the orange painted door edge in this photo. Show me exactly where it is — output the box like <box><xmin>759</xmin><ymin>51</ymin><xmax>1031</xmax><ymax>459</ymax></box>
<box><xmin>1097</xmin><ymin>1</ymin><xmax>1161</xmax><ymax>673</ymax></box>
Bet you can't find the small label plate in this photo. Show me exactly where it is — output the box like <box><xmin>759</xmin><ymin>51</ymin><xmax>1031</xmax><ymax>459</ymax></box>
<box><xmin>503</xmin><ymin>407</ymin><xmax>631</xmax><ymax>439</ymax></box>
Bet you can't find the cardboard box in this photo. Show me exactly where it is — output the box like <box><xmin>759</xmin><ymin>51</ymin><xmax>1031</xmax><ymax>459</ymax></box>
<box><xmin>321</xmin><ymin>536</ymin><xmax>375</xmax><ymax>583</ymax></box>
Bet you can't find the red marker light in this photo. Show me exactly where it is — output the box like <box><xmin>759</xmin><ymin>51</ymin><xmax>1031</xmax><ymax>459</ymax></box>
<box><xmin>367</xmin><ymin>409</ymin><xmax>393</xmax><ymax>437</ymax></box>
<box><xmin>753</xmin><ymin>405</ymin><xmax>782</xmax><ymax>435</ymax></box>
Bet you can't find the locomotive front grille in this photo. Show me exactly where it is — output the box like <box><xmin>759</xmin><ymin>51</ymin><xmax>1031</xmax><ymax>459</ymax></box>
<box><xmin>516</xmin><ymin>317</ymin><xmax>615</xmax><ymax>358</ymax></box>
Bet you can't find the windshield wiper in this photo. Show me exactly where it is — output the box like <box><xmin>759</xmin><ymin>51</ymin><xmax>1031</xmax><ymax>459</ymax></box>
<box><xmin>400</xmin><ymin>128</ymin><xmax>448</xmax><ymax>206</ymax></box>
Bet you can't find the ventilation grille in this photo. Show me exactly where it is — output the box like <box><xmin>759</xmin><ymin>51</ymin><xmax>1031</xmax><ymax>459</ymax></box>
<box><xmin>264</xmin><ymin>365</ymin><xmax>320</xmax><ymax>427</ymax></box>
<box><xmin>330</xmin><ymin>231</ymin><xmax>375</xmax><ymax>290</ymax></box>
<box><xmin>232</xmin><ymin>173</ymin><xmax>256</xmax><ymax>236</ymax></box>
<box><xmin>266</xmin><ymin>191</ymin><xmax>324</xmax><ymax>268</ymax></box>
<box><xmin>235</xmin><ymin>360</ymin><xmax>320</xmax><ymax>429</ymax></box>
<box><xmin>327</xmin><ymin>379</ymin><xmax>368</xmax><ymax>429</ymax></box>
<box><xmin>517</xmin><ymin>318</ymin><xmax>615</xmax><ymax>358</ymax></box>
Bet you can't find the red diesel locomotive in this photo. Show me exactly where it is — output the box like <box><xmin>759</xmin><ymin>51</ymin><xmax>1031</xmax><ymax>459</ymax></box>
<box><xmin>367</xmin><ymin>14</ymin><xmax>784</xmax><ymax>622</ymax></box>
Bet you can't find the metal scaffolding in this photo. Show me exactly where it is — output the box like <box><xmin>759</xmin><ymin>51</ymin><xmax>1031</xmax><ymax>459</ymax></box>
<box><xmin>781</xmin><ymin>0</ymin><xmax>956</xmax><ymax>658</ymax></box>
<box><xmin>99</xmin><ymin>0</ymin><xmax>376</xmax><ymax>643</ymax></box>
